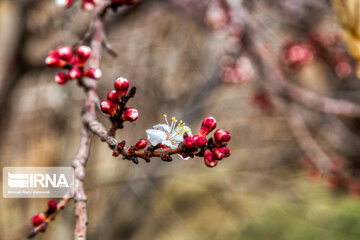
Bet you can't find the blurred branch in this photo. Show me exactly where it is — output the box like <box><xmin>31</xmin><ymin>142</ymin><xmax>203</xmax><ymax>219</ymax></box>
<box><xmin>251</xmin><ymin>39</ymin><xmax>360</xmax><ymax>118</ymax></box>
<box><xmin>237</xmin><ymin>3</ymin><xmax>360</xmax><ymax>118</ymax></box>
<box><xmin>287</xmin><ymin>104</ymin><xmax>332</xmax><ymax>173</ymax></box>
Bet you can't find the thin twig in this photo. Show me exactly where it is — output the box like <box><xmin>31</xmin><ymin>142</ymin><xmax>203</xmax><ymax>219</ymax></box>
<box><xmin>28</xmin><ymin>192</ymin><xmax>73</xmax><ymax>238</ymax></box>
<box><xmin>286</xmin><ymin>104</ymin><xmax>332</xmax><ymax>173</ymax></box>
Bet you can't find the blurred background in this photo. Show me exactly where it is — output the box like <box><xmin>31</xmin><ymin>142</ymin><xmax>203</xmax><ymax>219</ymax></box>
<box><xmin>2</xmin><ymin>0</ymin><xmax>360</xmax><ymax>239</ymax></box>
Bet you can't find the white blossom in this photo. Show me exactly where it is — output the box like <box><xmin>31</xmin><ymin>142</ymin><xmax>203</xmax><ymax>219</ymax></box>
<box><xmin>146</xmin><ymin>115</ymin><xmax>192</xmax><ymax>160</ymax></box>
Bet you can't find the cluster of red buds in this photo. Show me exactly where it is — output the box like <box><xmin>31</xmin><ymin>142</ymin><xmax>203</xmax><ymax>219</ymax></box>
<box><xmin>182</xmin><ymin>117</ymin><xmax>231</xmax><ymax>167</ymax></box>
<box><xmin>206</xmin><ymin>1</ymin><xmax>256</xmax><ymax>84</ymax></box>
<box><xmin>299</xmin><ymin>156</ymin><xmax>360</xmax><ymax>197</ymax></box>
<box><xmin>29</xmin><ymin>200</ymin><xmax>58</xmax><ymax>237</ymax></box>
<box><xmin>111</xmin><ymin>116</ymin><xmax>231</xmax><ymax>167</ymax></box>
<box><xmin>55</xmin><ymin>0</ymin><xmax>99</xmax><ymax>11</ymax></box>
<box><xmin>45</xmin><ymin>45</ymin><xmax>102</xmax><ymax>85</ymax></box>
<box><xmin>281</xmin><ymin>41</ymin><xmax>314</xmax><ymax>68</ymax></box>
<box><xmin>281</xmin><ymin>32</ymin><xmax>354</xmax><ymax>79</ymax></box>
<box><xmin>100</xmin><ymin>77</ymin><xmax>138</xmax><ymax>128</ymax></box>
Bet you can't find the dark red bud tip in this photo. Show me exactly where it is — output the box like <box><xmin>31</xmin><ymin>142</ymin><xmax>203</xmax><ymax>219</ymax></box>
<box><xmin>135</xmin><ymin>139</ymin><xmax>147</xmax><ymax>150</ymax></box>
<box><xmin>85</xmin><ymin>68</ymin><xmax>102</xmax><ymax>80</ymax></box>
<box><xmin>100</xmin><ymin>100</ymin><xmax>116</xmax><ymax>117</ymax></box>
<box><xmin>55</xmin><ymin>72</ymin><xmax>69</xmax><ymax>85</ymax></box>
<box><xmin>204</xmin><ymin>149</ymin><xmax>217</xmax><ymax>168</ymax></box>
<box><xmin>77</xmin><ymin>45</ymin><xmax>92</xmax><ymax>62</ymax></box>
<box><xmin>183</xmin><ymin>137</ymin><xmax>195</xmax><ymax>148</ymax></box>
<box><xmin>69</xmin><ymin>68</ymin><xmax>82</xmax><ymax>79</ymax></box>
<box><xmin>48</xmin><ymin>200</ymin><xmax>57</xmax><ymax>212</ymax></box>
<box><xmin>123</xmin><ymin>107</ymin><xmax>139</xmax><ymax>122</ymax></box>
<box><xmin>107</xmin><ymin>90</ymin><xmax>120</xmax><ymax>103</ymax></box>
<box><xmin>214</xmin><ymin>129</ymin><xmax>231</xmax><ymax>146</ymax></box>
<box><xmin>57</xmin><ymin>46</ymin><xmax>73</xmax><ymax>61</ymax></box>
<box><xmin>195</xmin><ymin>136</ymin><xmax>207</xmax><ymax>148</ymax></box>
<box><xmin>181</xmin><ymin>152</ymin><xmax>190</xmax><ymax>159</ymax></box>
<box><xmin>199</xmin><ymin>117</ymin><xmax>217</xmax><ymax>137</ymax></box>
<box><xmin>213</xmin><ymin>148</ymin><xmax>225</xmax><ymax>160</ymax></box>
<box><xmin>114</xmin><ymin>77</ymin><xmax>130</xmax><ymax>92</ymax></box>
<box><xmin>219</xmin><ymin>146</ymin><xmax>230</xmax><ymax>157</ymax></box>
<box><xmin>31</xmin><ymin>213</ymin><xmax>46</xmax><ymax>227</ymax></box>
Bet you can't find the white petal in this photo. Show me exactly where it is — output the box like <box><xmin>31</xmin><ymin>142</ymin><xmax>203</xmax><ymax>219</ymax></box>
<box><xmin>153</xmin><ymin>124</ymin><xmax>170</xmax><ymax>132</ymax></box>
<box><xmin>161</xmin><ymin>139</ymin><xmax>178</xmax><ymax>149</ymax></box>
<box><xmin>146</xmin><ymin>129</ymin><xmax>167</xmax><ymax>146</ymax></box>
<box><xmin>171</xmin><ymin>134</ymin><xmax>184</xmax><ymax>143</ymax></box>
<box><xmin>179</xmin><ymin>154</ymin><xmax>190</xmax><ymax>160</ymax></box>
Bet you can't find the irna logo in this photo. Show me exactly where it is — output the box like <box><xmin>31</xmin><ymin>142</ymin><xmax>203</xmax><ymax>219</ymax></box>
<box><xmin>8</xmin><ymin>172</ymin><xmax>69</xmax><ymax>188</ymax></box>
<box><xmin>3</xmin><ymin>167</ymin><xmax>74</xmax><ymax>198</ymax></box>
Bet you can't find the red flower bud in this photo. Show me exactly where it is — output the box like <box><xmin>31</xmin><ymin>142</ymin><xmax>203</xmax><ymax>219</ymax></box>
<box><xmin>181</xmin><ymin>152</ymin><xmax>190</xmax><ymax>159</ymax></box>
<box><xmin>219</xmin><ymin>146</ymin><xmax>230</xmax><ymax>157</ymax></box>
<box><xmin>57</xmin><ymin>46</ymin><xmax>73</xmax><ymax>61</ymax></box>
<box><xmin>194</xmin><ymin>135</ymin><xmax>207</xmax><ymax>148</ymax></box>
<box><xmin>107</xmin><ymin>90</ymin><xmax>120</xmax><ymax>103</ymax></box>
<box><xmin>214</xmin><ymin>129</ymin><xmax>231</xmax><ymax>146</ymax></box>
<box><xmin>123</xmin><ymin>107</ymin><xmax>139</xmax><ymax>122</ymax></box>
<box><xmin>55</xmin><ymin>72</ymin><xmax>69</xmax><ymax>85</ymax></box>
<box><xmin>48</xmin><ymin>200</ymin><xmax>57</xmax><ymax>212</ymax></box>
<box><xmin>31</xmin><ymin>213</ymin><xmax>46</xmax><ymax>227</ymax></box>
<box><xmin>282</xmin><ymin>43</ymin><xmax>313</xmax><ymax>68</ymax></box>
<box><xmin>69</xmin><ymin>68</ymin><xmax>82</xmax><ymax>79</ymax></box>
<box><xmin>100</xmin><ymin>100</ymin><xmax>116</xmax><ymax>117</ymax></box>
<box><xmin>45</xmin><ymin>55</ymin><xmax>66</xmax><ymax>68</ymax></box>
<box><xmin>114</xmin><ymin>77</ymin><xmax>130</xmax><ymax>93</ymax></box>
<box><xmin>77</xmin><ymin>45</ymin><xmax>91</xmax><ymax>64</ymax></box>
<box><xmin>204</xmin><ymin>149</ymin><xmax>217</xmax><ymax>168</ymax></box>
<box><xmin>85</xmin><ymin>68</ymin><xmax>102</xmax><ymax>80</ymax></box>
<box><xmin>213</xmin><ymin>148</ymin><xmax>225</xmax><ymax>160</ymax></box>
<box><xmin>183</xmin><ymin>137</ymin><xmax>195</xmax><ymax>148</ymax></box>
<box><xmin>135</xmin><ymin>139</ymin><xmax>147</xmax><ymax>150</ymax></box>
<box><xmin>82</xmin><ymin>0</ymin><xmax>96</xmax><ymax>11</ymax></box>
<box><xmin>199</xmin><ymin>117</ymin><xmax>217</xmax><ymax>137</ymax></box>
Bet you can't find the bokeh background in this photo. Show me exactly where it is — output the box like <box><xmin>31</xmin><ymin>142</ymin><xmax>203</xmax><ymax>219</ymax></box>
<box><xmin>1</xmin><ymin>0</ymin><xmax>360</xmax><ymax>239</ymax></box>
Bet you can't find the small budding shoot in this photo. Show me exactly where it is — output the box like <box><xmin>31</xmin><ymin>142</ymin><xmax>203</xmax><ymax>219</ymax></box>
<box><xmin>45</xmin><ymin>45</ymin><xmax>101</xmax><ymax>85</ymax></box>
<box><xmin>144</xmin><ymin>115</ymin><xmax>231</xmax><ymax>167</ymax></box>
<box><xmin>100</xmin><ymin>77</ymin><xmax>138</xmax><ymax>128</ymax></box>
<box><xmin>32</xmin><ymin>0</ymin><xmax>231</xmax><ymax>238</ymax></box>
<box><xmin>29</xmin><ymin>200</ymin><xmax>58</xmax><ymax>237</ymax></box>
